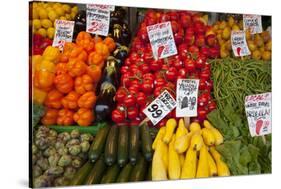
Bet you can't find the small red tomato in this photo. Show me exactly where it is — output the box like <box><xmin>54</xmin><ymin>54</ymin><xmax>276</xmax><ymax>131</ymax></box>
<box><xmin>161</xmin><ymin>64</ymin><xmax>169</xmax><ymax>71</ymax></box>
<box><xmin>115</xmin><ymin>88</ymin><xmax>128</xmax><ymax>102</ymax></box>
<box><xmin>195</xmin><ymin>57</ymin><xmax>205</xmax><ymax>69</ymax></box>
<box><xmin>184</xmin><ymin>59</ymin><xmax>196</xmax><ymax>72</ymax></box>
<box><xmin>124</xmin><ymin>94</ymin><xmax>136</xmax><ymax>107</ymax></box>
<box><xmin>120</xmin><ymin>66</ymin><xmax>129</xmax><ymax>74</ymax></box>
<box><xmin>150</xmin><ymin>59</ymin><xmax>163</xmax><ymax>71</ymax></box>
<box><xmin>127</xmin><ymin>107</ymin><xmax>139</xmax><ymax>120</ymax></box>
<box><xmin>165</xmin><ymin>67</ymin><xmax>178</xmax><ymax>81</ymax></box>
<box><xmin>124</xmin><ymin>58</ymin><xmax>132</xmax><ymax>66</ymax></box>
<box><xmin>154</xmin><ymin>86</ymin><xmax>163</xmax><ymax>97</ymax></box>
<box><xmin>200</xmin><ymin>70</ymin><xmax>211</xmax><ymax>80</ymax></box>
<box><xmin>155</xmin><ymin>77</ymin><xmax>166</xmax><ymax>88</ymax></box>
<box><xmin>197</xmin><ymin>107</ymin><xmax>207</xmax><ymax>121</ymax></box>
<box><xmin>112</xmin><ymin>109</ymin><xmax>125</xmax><ymax>123</ymax></box>
<box><xmin>136</xmin><ymin>92</ymin><xmax>146</xmax><ymax>106</ymax></box>
<box><xmin>143</xmin><ymin>73</ymin><xmax>155</xmax><ymax>82</ymax></box>
<box><xmin>140</xmin><ymin>63</ymin><xmax>150</xmax><ymax>73</ymax></box>
<box><xmin>198</xmin><ymin>93</ymin><xmax>209</xmax><ymax>107</ymax></box>
<box><xmin>208</xmin><ymin>101</ymin><xmax>217</xmax><ymax>111</ymax></box>
<box><xmin>141</xmin><ymin>80</ymin><xmax>154</xmax><ymax>94</ymax></box>
<box><xmin>199</xmin><ymin>78</ymin><xmax>207</xmax><ymax>90</ymax></box>
<box><xmin>178</xmin><ymin>68</ymin><xmax>187</xmax><ymax>78</ymax></box>
<box><xmin>144</xmin><ymin>51</ymin><xmax>154</xmax><ymax>64</ymax></box>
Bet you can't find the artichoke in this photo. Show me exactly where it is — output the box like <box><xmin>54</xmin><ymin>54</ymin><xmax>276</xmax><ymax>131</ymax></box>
<box><xmin>66</xmin><ymin>139</ymin><xmax>80</xmax><ymax>148</ymax></box>
<box><xmin>70</xmin><ymin>129</ymin><xmax>80</xmax><ymax>139</ymax></box>
<box><xmin>32</xmin><ymin>144</ymin><xmax>38</xmax><ymax>154</ymax></box>
<box><xmin>33</xmin><ymin>175</ymin><xmax>53</xmax><ymax>188</ymax></box>
<box><xmin>49</xmin><ymin>130</ymin><xmax>57</xmax><ymax>138</ymax></box>
<box><xmin>36</xmin><ymin>157</ymin><xmax>49</xmax><ymax>171</ymax></box>
<box><xmin>43</xmin><ymin>146</ymin><xmax>56</xmax><ymax>157</ymax></box>
<box><xmin>64</xmin><ymin>166</ymin><xmax>76</xmax><ymax>180</ymax></box>
<box><xmin>71</xmin><ymin>157</ymin><xmax>83</xmax><ymax>168</ymax></box>
<box><xmin>48</xmin><ymin>153</ymin><xmax>60</xmax><ymax>167</ymax></box>
<box><xmin>33</xmin><ymin>165</ymin><xmax>42</xmax><ymax>178</ymax></box>
<box><xmin>80</xmin><ymin>133</ymin><xmax>93</xmax><ymax>142</ymax></box>
<box><xmin>57</xmin><ymin>147</ymin><xmax>68</xmax><ymax>156</ymax></box>
<box><xmin>55</xmin><ymin>141</ymin><xmax>65</xmax><ymax>150</ymax></box>
<box><xmin>35</xmin><ymin>138</ymin><xmax>49</xmax><ymax>150</ymax></box>
<box><xmin>58</xmin><ymin>155</ymin><xmax>72</xmax><ymax>167</ymax></box>
<box><xmin>69</xmin><ymin>145</ymin><xmax>81</xmax><ymax>156</ymax></box>
<box><xmin>54</xmin><ymin>176</ymin><xmax>69</xmax><ymax>187</ymax></box>
<box><xmin>80</xmin><ymin>141</ymin><xmax>90</xmax><ymax>153</ymax></box>
<box><xmin>45</xmin><ymin>166</ymin><xmax>64</xmax><ymax>177</ymax></box>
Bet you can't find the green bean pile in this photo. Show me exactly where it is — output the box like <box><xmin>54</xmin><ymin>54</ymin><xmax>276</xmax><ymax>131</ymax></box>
<box><xmin>210</xmin><ymin>58</ymin><xmax>271</xmax><ymax>114</ymax></box>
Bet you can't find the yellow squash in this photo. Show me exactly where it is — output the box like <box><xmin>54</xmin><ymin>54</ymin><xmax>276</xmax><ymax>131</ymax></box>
<box><xmin>190</xmin><ymin>132</ymin><xmax>204</xmax><ymax>151</ymax></box>
<box><xmin>181</xmin><ymin>147</ymin><xmax>197</xmax><ymax>179</ymax></box>
<box><xmin>152</xmin><ymin>127</ymin><xmax>166</xmax><ymax>150</ymax></box>
<box><xmin>163</xmin><ymin>118</ymin><xmax>177</xmax><ymax>144</ymax></box>
<box><xmin>152</xmin><ymin>139</ymin><xmax>168</xmax><ymax>180</ymax></box>
<box><xmin>196</xmin><ymin>145</ymin><xmax>209</xmax><ymax>178</ymax></box>
<box><xmin>210</xmin><ymin>147</ymin><xmax>230</xmax><ymax>177</ymax></box>
<box><xmin>168</xmin><ymin>136</ymin><xmax>181</xmax><ymax>180</ymax></box>
<box><xmin>175</xmin><ymin>118</ymin><xmax>188</xmax><ymax>139</ymax></box>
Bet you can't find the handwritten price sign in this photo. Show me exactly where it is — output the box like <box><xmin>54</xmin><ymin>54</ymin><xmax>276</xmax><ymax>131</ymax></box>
<box><xmin>52</xmin><ymin>20</ymin><xmax>74</xmax><ymax>51</ymax></box>
<box><xmin>176</xmin><ymin>79</ymin><xmax>199</xmax><ymax>117</ymax></box>
<box><xmin>147</xmin><ymin>21</ymin><xmax>178</xmax><ymax>59</ymax></box>
<box><xmin>143</xmin><ymin>90</ymin><xmax>176</xmax><ymax>125</ymax></box>
<box><xmin>243</xmin><ymin>14</ymin><xmax>263</xmax><ymax>34</ymax></box>
<box><xmin>231</xmin><ymin>30</ymin><xmax>251</xmax><ymax>57</ymax></box>
<box><xmin>245</xmin><ymin>92</ymin><xmax>272</xmax><ymax>137</ymax></box>
<box><xmin>86</xmin><ymin>4</ymin><xmax>110</xmax><ymax>36</ymax></box>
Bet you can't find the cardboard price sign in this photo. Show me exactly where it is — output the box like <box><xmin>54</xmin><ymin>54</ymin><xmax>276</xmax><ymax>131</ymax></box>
<box><xmin>231</xmin><ymin>30</ymin><xmax>251</xmax><ymax>57</ymax></box>
<box><xmin>147</xmin><ymin>21</ymin><xmax>178</xmax><ymax>59</ymax></box>
<box><xmin>52</xmin><ymin>20</ymin><xmax>75</xmax><ymax>51</ymax></box>
<box><xmin>143</xmin><ymin>90</ymin><xmax>176</xmax><ymax>125</ymax></box>
<box><xmin>243</xmin><ymin>14</ymin><xmax>263</xmax><ymax>34</ymax></box>
<box><xmin>176</xmin><ymin>79</ymin><xmax>199</xmax><ymax>117</ymax></box>
<box><xmin>245</xmin><ymin>92</ymin><xmax>272</xmax><ymax>137</ymax></box>
<box><xmin>86</xmin><ymin>4</ymin><xmax>111</xmax><ymax>36</ymax></box>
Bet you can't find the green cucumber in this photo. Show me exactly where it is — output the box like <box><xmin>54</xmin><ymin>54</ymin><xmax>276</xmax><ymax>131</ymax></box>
<box><xmin>104</xmin><ymin>126</ymin><xmax>119</xmax><ymax>166</ymax></box>
<box><xmin>100</xmin><ymin>164</ymin><xmax>120</xmax><ymax>184</ymax></box>
<box><xmin>116</xmin><ymin>163</ymin><xmax>133</xmax><ymax>183</ymax></box>
<box><xmin>129</xmin><ymin>126</ymin><xmax>139</xmax><ymax>165</ymax></box>
<box><xmin>88</xmin><ymin>125</ymin><xmax>110</xmax><ymax>162</ymax></box>
<box><xmin>69</xmin><ymin>161</ymin><xmax>94</xmax><ymax>186</ymax></box>
<box><xmin>140</xmin><ymin>123</ymin><xmax>153</xmax><ymax>161</ymax></box>
<box><xmin>84</xmin><ymin>156</ymin><xmax>107</xmax><ymax>185</ymax></box>
<box><xmin>117</xmin><ymin>126</ymin><xmax>129</xmax><ymax>167</ymax></box>
<box><xmin>129</xmin><ymin>155</ymin><xmax>147</xmax><ymax>182</ymax></box>
<box><xmin>146</xmin><ymin>162</ymin><xmax>152</xmax><ymax>181</ymax></box>
<box><xmin>48</xmin><ymin>123</ymin><xmax>106</xmax><ymax>135</ymax></box>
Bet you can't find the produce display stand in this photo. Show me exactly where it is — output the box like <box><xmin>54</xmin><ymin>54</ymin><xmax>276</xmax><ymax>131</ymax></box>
<box><xmin>30</xmin><ymin>1</ymin><xmax>272</xmax><ymax>188</ymax></box>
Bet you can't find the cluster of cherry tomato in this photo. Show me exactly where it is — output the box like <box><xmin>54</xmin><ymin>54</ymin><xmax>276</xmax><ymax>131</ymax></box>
<box><xmin>111</xmin><ymin>10</ymin><xmax>218</xmax><ymax>127</ymax></box>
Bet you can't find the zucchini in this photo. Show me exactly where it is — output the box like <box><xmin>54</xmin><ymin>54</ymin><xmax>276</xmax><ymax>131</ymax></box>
<box><xmin>69</xmin><ymin>161</ymin><xmax>94</xmax><ymax>186</ymax></box>
<box><xmin>118</xmin><ymin>126</ymin><xmax>129</xmax><ymax>167</ymax></box>
<box><xmin>104</xmin><ymin>125</ymin><xmax>119</xmax><ymax>166</ymax></box>
<box><xmin>129</xmin><ymin>126</ymin><xmax>139</xmax><ymax>165</ymax></box>
<box><xmin>129</xmin><ymin>155</ymin><xmax>147</xmax><ymax>182</ymax></box>
<box><xmin>140</xmin><ymin>123</ymin><xmax>153</xmax><ymax>161</ymax></box>
<box><xmin>100</xmin><ymin>164</ymin><xmax>120</xmax><ymax>184</ymax></box>
<box><xmin>146</xmin><ymin>162</ymin><xmax>152</xmax><ymax>181</ymax></box>
<box><xmin>48</xmin><ymin>123</ymin><xmax>106</xmax><ymax>135</ymax></box>
<box><xmin>88</xmin><ymin>125</ymin><xmax>110</xmax><ymax>162</ymax></box>
<box><xmin>116</xmin><ymin>162</ymin><xmax>133</xmax><ymax>183</ymax></box>
<box><xmin>84</xmin><ymin>156</ymin><xmax>107</xmax><ymax>185</ymax></box>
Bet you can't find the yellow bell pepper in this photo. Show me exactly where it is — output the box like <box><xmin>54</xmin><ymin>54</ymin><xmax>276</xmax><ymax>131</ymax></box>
<box><xmin>42</xmin><ymin>46</ymin><xmax>60</xmax><ymax>62</ymax></box>
<box><xmin>33</xmin><ymin>87</ymin><xmax>47</xmax><ymax>104</ymax></box>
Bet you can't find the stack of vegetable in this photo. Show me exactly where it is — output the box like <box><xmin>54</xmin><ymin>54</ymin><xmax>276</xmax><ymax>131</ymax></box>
<box><xmin>69</xmin><ymin>123</ymin><xmax>153</xmax><ymax>185</ymax></box>
<box><xmin>211</xmin><ymin>16</ymin><xmax>271</xmax><ymax>60</ymax></box>
<box><xmin>38</xmin><ymin>32</ymin><xmax>116</xmax><ymax>126</ymax></box>
<box><xmin>207</xmin><ymin>57</ymin><xmax>271</xmax><ymax>175</ymax></box>
<box><xmin>32</xmin><ymin>34</ymin><xmax>53</xmax><ymax>55</ymax></box>
<box><xmin>112</xmin><ymin>10</ymin><xmax>219</xmax><ymax>127</ymax></box>
<box><xmin>32</xmin><ymin>126</ymin><xmax>94</xmax><ymax>187</ymax></box>
<box><xmin>31</xmin><ymin>2</ymin><xmax>78</xmax><ymax>39</ymax></box>
<box><xmin>151</xmin><ymin>118</ymin><xmax>229</xmax><ymax>180</ymax></box>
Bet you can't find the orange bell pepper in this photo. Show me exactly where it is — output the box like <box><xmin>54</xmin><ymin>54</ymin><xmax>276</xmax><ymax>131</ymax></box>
<box><xmin>103</xmin><ymin>37</ymin><xmax>116</xmax><ymax>53</ymax></box>
<box><xmin>41</xmin><ymin>108</ymin><xmax>59</xmax><ymax>125</ymax></box>
<box><xmin>67</xmin><ymin>59</ymin><xmax>87</xmax><ymax>77</ymax></box>
<box><xmin>73</xmin><ymin>108</ymin><xmax>94</xmax><ymax>126</ymax></box>
<box><xmin>74</xmin><ymin>74</ymin><xmax>94</xmax><ymax>95</ymax></box>
<box><xmin>69</xmin><ymin>46</ymin><xmax>88</xmax><ymax>62</ymax></box>
<box><xmin>95</xmin><ymin>42</ymin><xmax>110</xmax><ymax>59</ymax></box>
<box><xmin>61</xmin><ymin>91</ymin><xmax>80</xmax><ymax>110</ymax></box>
<box><xmin>44</xmin><ymin>89</ymin><xmax>64</xmax><ymax>109</ymax></box>
<box><xmin>78</xmin><ymin>91</ymin><xmax>97</xmax><ymax>109</ymax></box>
<box><xmin>57</xmin><ymin>109</ymin><xmax>75</xmax><ymax>126</ymax></box>
<box><xmin>76</xmin><ymin>32</ymin><xmax>95</xmax><ymax>53</ymax></box>
<box><xmin>76</xmin><ymin>31</ymin><xmax>92</xmax><ymax>44</ymax></box>
<box><xmin>34</xmin><ymin>70</ymin><xmax>55</xmax><ymax>91</ymax></box>
<box><xmin>88</xmin><ymin>52</ymin><xmax>104</xmax><ymax>68</ymax></box>
<box><xmin>86</xmin><ymin>64</ymin><xmax>102</xmax><ymax>83</ymax></box>
<box><xmin>55</xmin><ymin>62</ymin><xmax>68</xmax><ymax>75</ymax></box>
<box><xmin>54</xmin><ymin>73</ymin><xmax>74</xmax><ymax>94</ymax></box>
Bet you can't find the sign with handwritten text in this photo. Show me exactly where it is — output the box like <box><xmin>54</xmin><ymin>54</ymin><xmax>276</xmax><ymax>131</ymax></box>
<box><xmin>243</xmin><ymin>14</ymin><xmax>263</xmax><ymax>34</ymax></box>
<box><xmin>147</xmin><ymin>21</ymin><xmax>178</xmax><ymax>59</ymax></box>
<box><xmin>245</xmin><ymin>92</ymin><xmax>272</xmax><ymax>137</ymax></box>
<box><xmin>231</xmin><ymin>30</ymin><xmax>251</xmax><ymax>57</ymax></box>
<box><xmin>52</xmin><ymin>20</ymin><xmax>74</xmax><ymax>51</ymax></box>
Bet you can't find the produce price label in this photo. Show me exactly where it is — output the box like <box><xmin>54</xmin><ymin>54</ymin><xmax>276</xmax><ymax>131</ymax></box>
<box><xmin>245</xmin><ymin>92</ymin><xmax>272</xmax><ymax>137</ymax></box>
<box><xmin>147</xmin><ymin>21</ymin><xmax>178</xmax><ymax>59</ymax></box>
<box><xmin>176</xmin><ymin>79</ymin><xmax>199</xmax><ymax>117</ymax></box>
<box><xmin>52</xmin><ymin>20</ymin><xmax>75</xmax><ymax>51</ymax></box>
<box><xmin>243</xmin><ymin>14</ymin><xmax>263</xmax><ymax>34</ymax></box>
<box><xmin>143</xmin><ymin>90</ymin><xmax>176</xmax><ymax>125</ymax></box>
<box><xmin>86</xmin><ymin>4</ymin><xmax>111</xmax><ymax>36</ymax></box>
<box><xmin>231</xmin><ymin>30</ymin><xmax>251</xmax><ymax>57</ymax></box>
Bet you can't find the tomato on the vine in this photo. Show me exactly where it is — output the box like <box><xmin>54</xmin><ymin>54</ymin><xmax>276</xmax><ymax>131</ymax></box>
<box><xmin>124</xmin><ymin>94</ymin><xmax>136</xmax><ymax>107</ymax></box>
<box><xmin>112</xmin><ymin>109</ymin><xmax>126</xmax><ymax>123</ymax></box>
<box><xmin>127</xmin><ymin>107</ymin><xmax>139</xmax><ymax>119</ymax></box>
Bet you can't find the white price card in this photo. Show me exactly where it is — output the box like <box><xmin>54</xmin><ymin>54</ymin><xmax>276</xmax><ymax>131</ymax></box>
<box><xmin>52</xmin><ymin>20</ymin><xmax>75</xmax><ymax>51</ymax></box>
<box><xmin>243</xmin><ymin>14</ymin><xmax>263</xmax><ymax>34</ymax></box>
<box><xmin>143</xmin><ymin>90</ymin><xmax>176</xmax><ymax>125</ymax></box>
<box><xmin>231</xmin><ymin>30</ymin><xmax>251</xmax><ymax>57</ymax></box>
<box><xmin>86</xmin><ymin>4</ymin><xmax>111</xmax><ymax>36</ymax></box>
<box><xmin>147</xmin><ymin>21</ymin><xmax>178</xmax><ymax>59</ymax></box>
<box><xmin>245</xmin><ymin>92</ymin><xmax>272</xmax><ymax>137</ymax></box>
<box><xmin>176</xmin><ymin>79</ymin><xmax>199</xmax><ymax>117</ymax></box>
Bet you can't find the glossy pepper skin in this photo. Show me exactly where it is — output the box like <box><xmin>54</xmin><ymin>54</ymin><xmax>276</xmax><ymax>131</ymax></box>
<box><xmin>41</xmin><ymin>108</ymin><xmax>59</xmax><ymax>125</ymax></box>
<box><xmin>73</xmin><ymin>108</ymin><xmax>94</xmax><ymax>126</ymax></box>
<box><xmin>44</xmin><ymin>89</ymin><xmax>64</xmax><ymax>109</ymax></box>
<box><xmin>78</xmin><ymin>91</ymin><xmax>97</xmax><ymax>109</ymax></box>
<box><xmin>74</xmin><ymin>74</ymin><xmax>94</xmax><ymax>95</ymax></box>
<box><xmin>61</xmin><ymin>91</ymin><xmax>80</xmax><ymax>110</ymax></box>
<box><xmin>57</xmin><ymin>109</ymin><xmax>75</xmax><ymax>126</ymax></box>
<box><xmin>86</xmin><ymin>64</ymin><xmax>102</xmax><ymax>83</ymax></box>
<box><xmin>75</xmin><ymin>31</ymin><xmax>95</xmax><ymax>53</ymax></box>
<box><xmin>67</xmin><ymin>59</ymin><xmax>87</xmax><ymax>77</ymax></box>
<box><xmin>42</xmin><ymin>46</ymin><xmax>60</xmax><ymax>62</ymax></box>
<box><xmin>33</xmin><ymin>87</ymin><xmax>47</xmax><ymax>104</ymax></box>
<box><xmin>54</xmin><ymin>73</ymin><xmax>74</xmax><ymax>94</ymax></box>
